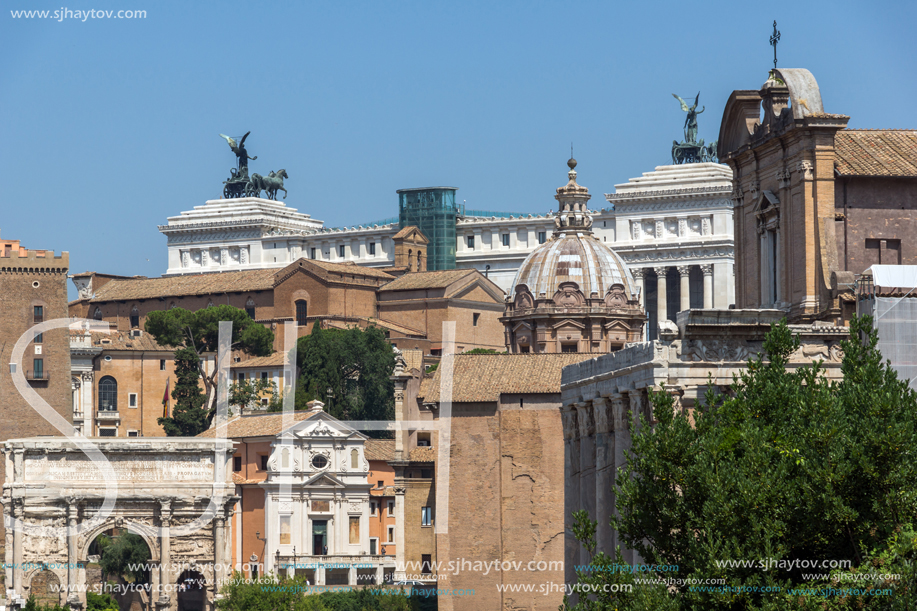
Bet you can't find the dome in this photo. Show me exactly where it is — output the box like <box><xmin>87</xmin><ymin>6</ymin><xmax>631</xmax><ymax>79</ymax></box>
<box><xmin>512</xmin><ymin>234</ymin><xmax>637</xmax><ymax>299</ymax></box>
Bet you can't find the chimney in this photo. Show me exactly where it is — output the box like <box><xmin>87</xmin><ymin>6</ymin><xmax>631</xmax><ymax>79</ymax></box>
<box><xmin>306</xmin><ymin>400</ymin><xmax>325</xmax><ymax>413</ymax></box>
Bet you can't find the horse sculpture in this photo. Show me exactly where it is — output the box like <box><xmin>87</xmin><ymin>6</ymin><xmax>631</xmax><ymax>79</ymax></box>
<box><xmin>247</xmin><ymin>169</ymin><xmax>289</xmax><ymax>200</ymax></box>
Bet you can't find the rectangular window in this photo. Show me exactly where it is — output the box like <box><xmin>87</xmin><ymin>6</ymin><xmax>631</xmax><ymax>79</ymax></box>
<box><xmin>387</xmin><ymin>500</ymin><xmax>394</xmax><ymax>516</ymax></box>
<box><xmin>160</xmin><ymin>359</ymin><xmax>166</xmax><ymax>371</ymax></box>
<box><xmin>421</xmin><ymin>555</ymin><xmax>432</xmax><ymax>574</ymax></box>
<box><xmin>472</xmin><ymin>312</ymin><xmax>480</xmax><ymax>327</ymax></box>
<box><xmin>261</xmin><ymin>371</ymin><xmax>268</xmax><ymax>380</ymax></box>
<box><xmin>339</xmin><ymin>245</ymin><xmax>345</xmax><ymax>258</ymax></box>
<box><xmin>279</xmin><ymin>516</ymin><xmax>291</xmax><ymax>545</ymax></box>
<box><xmin>538</xmin><ymin>231</ymin><xmax>546</xmax><ymax>244</ymax></box>
<box><xmin>561</xmin><ymin>343</ymin><xmax>578</xmax><ymax>353</ymax></box>
<box><xmin>33</xmin><ymin>305</ymin><xmax>43</xmax><ymax>322</ymax></box>
<box><xmin>417</xmin><ymin>432</ymin><xmax>431</xmax><ymax>447</ymax></box>
<box><xmin>245</xmin><ymin>307</ymin><xmax>256</xmax><ymax>319</ymax></box>
<box><xmin>370</xmin><ymin>501</ymin><xmax>378</xmax><ymax>516</ymax></box>
<box><xmin>33</xmin><ymin>358</ymin><xmax>44</xmax><ymax>379</ymax></box>
<box><xmin>128</xmin><ymin>393</ymin><xmax>137</xmax><ymax>408</ymax></box>
<box><xmin>368</xmin><ymin>242</ymin><xmax>376</xmax><ymax>256</ymax></box>
<box><xmin>127</xmin><ymin>430</ymin><xmax>139</xmax><ymax>438</ymax></box>
<box><xmin>237</xmin><ymin>372</ymin><xmax>245</xmax><ymax>382</ymax></box>
<box><xmin>310</xmin><ymin>247</ymin><xmax>316</xmax><ymax>259</ymax></box>
<box><xmin>377</xmin><ymin>480</ymin><xmax>384</xmax><ymax>489</ymax></box>
<box><xmin>501</xmin><ymin>233</ymin><xmax>510</xmax><ymax>247</ymax></box>
<box><xmin>233</xmin><ymin>456</ymin><xmax>242</xmax><ymax>472</ymax></box>
<box><xmin>130</xmin><ymin>314</ymin><xmax>140</xmax><ymax>328</ymax></box>
<box><xmin>370</xmin><ymin>538</ymin><xmax>377</xmax><ymax>555</ymax></box>
<box><xmin>349</xmin><ymin>516</ymin><xmax>360</xmax><ymax>544</ymax></box>
<box><xmin>467</xmin><ymin>235</ymin><xmax>474</xmax><ymax>248</ymax></box>
<box><xmin>99</xmin><ymin>428</ymin><xmax>117</xmax><ymax>437</ymax></box>
<box><xmin>296</xmin><ymin>300</ymin><xmax>308</xmax><ymax>326</ymax></box>
<box><xmin>421</xmin><ymin>506</ymin><xmax>432</xmax><ymax>526</ymax></box>
<box><xmin>519</xmin><ymin>345</ymin><xmax>530</xmax><ymax>353</ymax></box>
<box><xmin>421</xmin><ymin>469</ymin><xmax>432</xmax><ymax>479</ymax></box>
<box><xmin>260</xmin><ymin>455</ymin><xmax>269</xmax><ymax>471</ymax></box>
<box><xmin>387</xmin><ymin>525</ymin><xmax>394</xmax><ymax>543</ymax></box>
<box><xmin>34</xmin><ymin>332</ymin><xmax>43</xmax><ymax>344</ymax></box>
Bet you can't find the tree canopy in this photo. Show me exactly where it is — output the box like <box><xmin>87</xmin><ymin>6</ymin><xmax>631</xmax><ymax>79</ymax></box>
<box><xmin>296</xmin><ymin>323</ymin><xmax>395</xmax><ymax>428</ymax></box>
<box><xmin>99</xmin><ymin>532</ymin><xmax>152</xmax><ymax>584</ymax></box>
<box><xmin>146</xmin><ymin>305</ymin><xmax>274</xmax><ymax>433</ymax></box>
<box><xmin>564</xmin><ymin>316</ymin><xmax>917</xmax><ymax>610</ymax></box>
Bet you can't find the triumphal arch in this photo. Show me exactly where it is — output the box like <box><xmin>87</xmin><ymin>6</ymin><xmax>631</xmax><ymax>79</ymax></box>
<box><xmin>3</xmin><ymin>437</ymin><xmax>235</xmax><ymax>611</ymax></box>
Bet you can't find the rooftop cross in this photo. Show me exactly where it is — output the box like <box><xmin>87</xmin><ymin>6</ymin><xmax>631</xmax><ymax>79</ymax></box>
<box><xmin>770</xmin><ymin>20</ymin><xmax>781</xmax><ymax>70</ymax></box>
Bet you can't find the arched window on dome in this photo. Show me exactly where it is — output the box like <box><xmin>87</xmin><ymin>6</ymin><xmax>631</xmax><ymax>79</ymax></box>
<box><xmin>98</xmin><ymin>376</ymin><xmax>117</xmax><ymax>412</ymax></box>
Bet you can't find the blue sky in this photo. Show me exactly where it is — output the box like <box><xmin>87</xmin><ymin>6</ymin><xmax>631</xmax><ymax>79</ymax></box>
<box><xmin>2</xmin><ymin>0</ymin><xmax>915</xmax><ymax>298</ymax></box>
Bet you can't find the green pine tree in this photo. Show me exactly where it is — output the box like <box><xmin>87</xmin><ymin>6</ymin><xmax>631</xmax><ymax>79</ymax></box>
<box><xmin>158</xmin><ymin>347</ymin><xmax>208</xmax><ymax>436</ymax></box>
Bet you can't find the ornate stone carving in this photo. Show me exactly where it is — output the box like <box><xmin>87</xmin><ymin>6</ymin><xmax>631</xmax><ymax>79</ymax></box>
<box><xmin>631</xmin><ymin>220</ymin><xmax>642</xmax><ymax>240</ymax></box>
<box><xmin>576</xmin><ymin>403</ymin><xmax>595</xmax><ymax>438</ymax></box>
<box><xmin>181</xmin><ymin>251</ymin><xmax>190</xmax><ymax>268</ymax></box>
<box><xmin>604</xmin><ymin>284</ymin><xmax>628</xmax><ymax>307</ymax></box>
<box><xmin>701</xmin><ymin>217</ymin><xmax>711</xmax><ymax>236</ymax></box>
<box><xmin>776</xmin><ymin>168</ymin><xmax>791</xmax><ymax>189</ymax></box>
<box><xmin>553</xmin><ymin>283</ymin><xmax>585</xmax><ymax>307</ymax></box>
<box><xmin>796</xmin><ymin>160</ymin><xmax>814</xmax><ymax>180</ymax></box>
<box><xmin>678</xmin><ymin>218</ymin><xmax>688</xmax><ymax>236</ymax></box>
<box><xmin>561</xmin><ymin>408</ymin><xmax>578</xmax><ymax>441</ymax></box>
<box><xmin>592</xmin><ymin>398</ymin><xmax>610</xmax><ymax>434</ymax></box>
<box><xmin>611</xmin><ymin>397</ymin><xmax>628</xmax><ymax>432</ymax></box>
<box><xmin>682</xmin><ymin>339</ymin><xmax>752</xmax><ymax>362</ymax></box>
<box><xmin>240</xmin><ymin>246</ymin><xmax>249</xmax><ymax>265</ymax></box>
<box><xmin>677</xmin><ymin>265</ymin><xmax>691</xmax><ymax>278</ymax></box>
<box><xmin>200</xmin><ymin>249</ymin><xmax>210</xmax><ymax>266</ymax></box>
<box><xmin>655</xmin><ymin>220</ymin><xmax>665</xmax><ymax>239</ymax></box>
<box><xmin>220</xmin><ymin>248</ymin><xmax>230</xmax><ymax>266</ymax></box>
<box><xmin>631</xmin><ymin>267</ymin><xmax>645</xmax><ymax>280</ymax></box>
<box><xmin>700</xmin><ymin>264</ymin><xmax>713</xmax><ymax>276</ymax></box>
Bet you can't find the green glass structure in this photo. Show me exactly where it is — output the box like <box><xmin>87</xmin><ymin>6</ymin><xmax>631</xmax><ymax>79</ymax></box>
<box><xmin>397</xmin><ymin>187</ymin><xmax>462</xmax><ymax>271</ymax></box>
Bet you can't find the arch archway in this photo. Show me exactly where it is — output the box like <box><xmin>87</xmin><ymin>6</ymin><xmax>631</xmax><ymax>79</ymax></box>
<box><xmin>176</xmin><ymin>569</ymin><xmax>206</xmax><ymax>611</ymax></box>
<box><xmin>24</xmin><ymin>567</ymin><xmax>65</xmax><ymax>608</ymax></box>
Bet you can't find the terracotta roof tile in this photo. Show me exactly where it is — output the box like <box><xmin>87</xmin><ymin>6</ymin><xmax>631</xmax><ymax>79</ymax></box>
<box><xmin>198</xmin><ymin>411</ymin><xmax>317</xmax><ymax>438</ymax></box>
<box><xmin>365</xmin><ymin>439</ymin><xmax>395</xmax><ymax>461</ymax></box>
<box><xmin>409</xmin><ymin>447</ymin><xmax>436</xmax><ymax>462</ymax></box>
<box><xmin>71</xmin><ymin>330</ymin><xmax>170</xmax><ymax>351</ymax></box>
<box><xmin>90</xmin><ymin>269</ymin><xmax>277</xmax><ymax>302</ymax></box>
<box><xmin>310</xmin><ymin>260</ymin><xmax>395</xmax><ymax>279</ymax></box>
<box><xmin>402</xmin><ymin>348</ymin><xmax>424</xmax><ymax>372</ymax></box>
<box><xmin>231</xmin><ymin>353</ymin><xmax>288</xmax><ymax>369</ymax></box>
<box><xmin>232</xmin><ymin>473</ymin><xmax>262</xmax><ymax>485</ymax></box>
<box><xmin>835</xmin><ymin>130</ymin><xmax>917</xmax><ymax>177</ymax></box>
<box><xmin>378</xmin><ymin>269</ymin><xmax>476</xmax><ymax>292</ymax></box>
<box><xmin>392</xmin><ymin>226</ymin><xmax>429</xmax><ymax>242</ymax></box>
<box><xmin>421</xmin><ymin>353</ymin><xmax>596</xmax><ymax>403</ymax></box>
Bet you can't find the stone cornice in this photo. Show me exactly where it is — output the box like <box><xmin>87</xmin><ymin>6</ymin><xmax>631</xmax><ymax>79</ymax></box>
<box><xmin>605</xmin><ymin>185</ymin><xmax>731</xmax><ymax>202</ymax></box>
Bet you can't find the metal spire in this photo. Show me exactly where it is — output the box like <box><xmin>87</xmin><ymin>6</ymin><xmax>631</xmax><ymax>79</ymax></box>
<box><xmin>770</xmin><ymin>20</ymin><xmax>781</xmax><ymax>70</ymax></box>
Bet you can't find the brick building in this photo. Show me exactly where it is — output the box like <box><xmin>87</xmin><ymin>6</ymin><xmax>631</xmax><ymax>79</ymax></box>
<box><xmin>718</xmin><ymin>68</ymin><xmax>917</xmax><ymax>323</ymax></box>
<box><xmin>69</xmin><ymin>259</ymin><xmax>505</xmax><ymax>354</ymax></box>
<box><xmin>0</xmin><ymin>236</ymin><xmax>71</xmax><ymax>481</ymax></box>
<box><xmin>415</xmin><ymin>353</ymin><xmax>594</xmax><ymax>611</ymax></box>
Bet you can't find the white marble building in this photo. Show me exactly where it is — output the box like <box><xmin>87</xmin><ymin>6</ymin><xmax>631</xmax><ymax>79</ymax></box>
<box><xmin>159</xmin><ymin>164</ymin><xmax>735</xmax><ymax>330</ymax></box>
<box><xmin>261</xmin><ymin>405</ymin><xmax>396</xmax><ymax>586</ymax></box>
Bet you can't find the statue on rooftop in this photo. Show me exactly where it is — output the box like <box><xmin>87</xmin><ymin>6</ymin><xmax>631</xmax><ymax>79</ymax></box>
<box><xmin>671</xmin><ymin>93</ymin><xmax>718</xmax><ymax>164</ymax></box>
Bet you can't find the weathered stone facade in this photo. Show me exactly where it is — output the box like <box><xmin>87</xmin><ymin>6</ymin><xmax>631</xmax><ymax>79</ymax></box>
<box><xmin>559</xmin><ymin>309</ymin><xmax>849</xmax><ymax>590</ymax></box>
<box><xmin>2</xmin><ymin>437</ymin><xmax>234</xmax><ymax>611</ymax></box>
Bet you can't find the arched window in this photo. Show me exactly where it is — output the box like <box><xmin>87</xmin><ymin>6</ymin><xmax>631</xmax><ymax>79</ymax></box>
<box><xmin>417</xmin><ymin>251</ymin><xmax>422</xmax><ymax>271</ymax></box>
<box><xmin>130</xmin><ymin>306</ymin><xmax>140</xmax><ymax>329</ymax></box>
<box><xmin>408</xmin><ymin>249</ymin><xmax>413</xmax><ymax>271</ymax></box>
<box><xmin>98</xmin><ymin>376</ymin><xmax>117</xmax><ymax>412</ymax></box>
<box><xmin>93</xmin><ymin>307</ymin><xmax>103</xmax><ymax>320</ymax></box>
<box><xmin>245</xmin><ymin>298</ymin><xmax>256</xmax><ymax>319</ymax></box>
<box><xmin>351</xmin><ymin>448</ymin><xmax>359</xmax><ymax>469</ymax></box>
<box><xmin>295</xmin><ymin>300</ymin><xmax>308</xmax><ymax>326</ymax></box>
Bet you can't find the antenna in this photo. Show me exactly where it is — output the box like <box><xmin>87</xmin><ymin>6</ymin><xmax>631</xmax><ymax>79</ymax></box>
<box><xmin>570</xmin><ymin>143</ymin><xmax>574</xmax><ymax>158</ymax></box>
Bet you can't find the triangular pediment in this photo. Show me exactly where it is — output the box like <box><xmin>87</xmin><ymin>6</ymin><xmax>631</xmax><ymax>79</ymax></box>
<box><xmin>392</xmin><ymin>226</ymin><xmax>430</xmax><ymax>244</ymax></box>
<box><xmin>284</xmin><ymin>411</ymin><xmax>366</xmax><ymax>441</ymax></box>
<box><xmin>512</xmin><ymin>321</ymin><xmax>533</xmax><ymax>333</ymax></box>
<box><xmin>448</xmin><ymin>272</ymin><xmax>506</xmax><ymax>302</ymax></box>
<box><xmin>753</xmin><ymin>190</ymin><xmax>780</xmax><ymax>213</ymax></box>
<box><xmin>552</xmin><ymin>319</ymin><xmax>586</xmax><ymax>331</ymax></box>
<box><xmin>603</xmin><ymin>320</ymin><xmax>631</xmax><ymax>330</ymax></box>
<box><xmin>304</xmin><ymin>471</ymin><xmax>346</xmax><ymax>487</ymax></box>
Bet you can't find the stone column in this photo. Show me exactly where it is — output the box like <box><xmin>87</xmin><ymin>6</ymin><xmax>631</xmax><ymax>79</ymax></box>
<box><xmin>611</xmin><ymin>398</ymin><xmax>631</xmax><ymax>564</ymax></box>
<box><xmin>654</xmin><ymin>266</ymin><xmax>668</xmax><ymax>325</ymax></box>
<box><xmin>12</xmin><ymin>499</ymin><xmax>23</xmax><ymax>595</ymax></box>
<box><xmin>625</xmin><ymin>391</ymin><xmax>646</xmax><ymax>565</ymax></box>
<box><xmin>157</xmin><ymin>499</ymin><xmax>172</xmax><ymax>610</ymax></box>
<box><xmin>592</xmin><ymin>398</ymin><xmax>614</xmax><ymax>555</ymax></box>
<box><xmin>701</xmin><ymin>264</ymin><xmax>714</xmax><ymax>309</ymax></box>
<box><xmin>631</xmin><ymin>268</ymin><xmax>646</xmax><ymax>308</ymax></box>
<box><xmin>393</xmin><ymin>487</ymin><xmax>406</xmax><ymax>580</ymax></box>
<box><xmin>214</xmin><ymin>510</ymin><xmax>226</xmax><ymax>597</ymax></box>
<box><xmin>678</xmin><ymin>266</ymin><xmax>691</xmax><ymax>313</ymax></box>
<box><xmin>561</xmin><ymin>406</ymin><xmax>579</xmax><ymax>589</ymax></box>
<box><xmin>575</xmin><ymin>402</ymin><xmax>596</xmax><ymax>567</ymax></box>
<box><xmin>67</xmin><ymin>500</ymin><xmax>80</xmax><ymax>608</ymax></box>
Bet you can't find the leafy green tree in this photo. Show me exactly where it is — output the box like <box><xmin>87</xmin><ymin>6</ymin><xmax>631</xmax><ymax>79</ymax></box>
<box><xmin>146</xmin><ymin>305</ymin><xmax>274</xmax><ymax>432</ymax></box>
<box><xmin>230</xmin><ymin>377</ymin><xmax>283</xmax><ymax>412</ymax></box>
<box><xmin>86</xmin><ymin>592</ymin><xmax>120</xmax><ymax>611</ymax></box>
<box><xmin>462</xmin><ymin>348</ymin><xmax>505</xmax><ymax>354</ymax></box>
<box><xmin>99</xmin><ymin>532</ymin><xmax>151</xmax><ymax>584</ymax></box>
<box><xmin>23</xmin><ymin>596</ymin><xmax>67</xmax><ymax>611</ymax></box>
<box><xmin>564</xmin><ymin>316</ymin><xmax>917</xmax><ymax>610</ymax></box>
<box><xmin>159</xmin><ymin>346</ymin><xmax>209</xmax><ymax>436</ymax></box>
<box><xmin>296</xmin><ymin>323</ymin><xmax>395</xmax><ymax>428</ymax></box>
